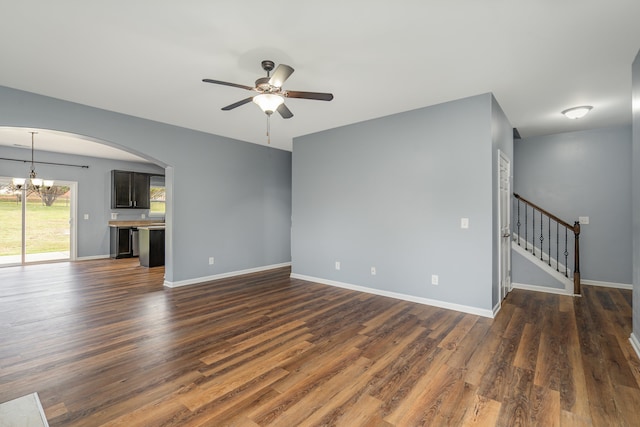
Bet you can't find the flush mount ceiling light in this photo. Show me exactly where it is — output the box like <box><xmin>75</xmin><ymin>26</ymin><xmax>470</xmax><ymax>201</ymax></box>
<box><xmin>561</xmin><ymin>105</ymin><xmax>593</xmax><ymax>120</ymax></box>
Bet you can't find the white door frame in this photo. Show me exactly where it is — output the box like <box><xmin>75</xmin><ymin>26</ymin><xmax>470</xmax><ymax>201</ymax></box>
<box><xmin>498</xmin><ymin>150</ymin><xmax>512</xmax><ymax>301</ymax></box>
<box><xmin>69</xmin><ymin>181</ymin><xmax>78</xmax><ymax>261</ymax></box>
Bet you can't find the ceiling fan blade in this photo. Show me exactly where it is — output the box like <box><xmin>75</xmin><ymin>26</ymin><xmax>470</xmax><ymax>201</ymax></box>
<box><xmin>221</xmin><ymin>97</ymin><xmax>254</xmax><ymax>111</ymax></box>
<box><xmin>285</xmin><ymin>91</ymin><xmax>334</xmax><ymax>101</ymax></box>
<box><xmin>202</xmin><ymin>79</ymin><xmax>254</xmax><ymax>91</ymax></box>
<box><xmin>277</xmin><ymin>103</ymin><xmax>294</xmax><ymax>119</ymax></box>
<box><xmin>269</xmin><ymin>64</ymin><xmax>294</xmax><ymax>87</ymax></box>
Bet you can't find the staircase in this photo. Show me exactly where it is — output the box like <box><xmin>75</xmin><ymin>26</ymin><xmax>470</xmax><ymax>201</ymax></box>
<box><xmin>512</xmin><ymin>193</ymin><xmax>581</xmax><ymax>295</ymax></box>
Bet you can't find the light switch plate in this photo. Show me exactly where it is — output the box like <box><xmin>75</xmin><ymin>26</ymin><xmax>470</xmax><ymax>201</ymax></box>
<box><xmin>83</xmin><ymin>214</ymin><xmax>89</xmax><ymax>220</ymax></box>
<box><xmin>461</xmin><ymin>218</ymin><xmax>469</xmax><ymax>229</ymax></box>
<box><xmin>110</xmin><ymin>213</ymin><xmax>118</xmax><ymax>220</ymax></box>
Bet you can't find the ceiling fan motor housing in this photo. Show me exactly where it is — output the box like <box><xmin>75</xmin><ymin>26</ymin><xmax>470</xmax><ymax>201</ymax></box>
<box><xmin>255</xmin><ymin>77</ymin><xmax>273</xmax><ymax>92</ymax></box>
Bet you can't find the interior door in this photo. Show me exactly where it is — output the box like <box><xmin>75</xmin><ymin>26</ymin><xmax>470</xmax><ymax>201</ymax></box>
<box><xmin>498</xmin><ymin>150</ymin><xmax>511</xmax><ymax>300</ymax></box>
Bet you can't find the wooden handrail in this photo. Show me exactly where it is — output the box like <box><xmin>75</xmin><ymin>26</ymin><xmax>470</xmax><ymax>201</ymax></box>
<box><xmin>513</xmin><ymin>193</ymin><xmax>577</xmax><ymax>232</ymax></box>
<box><xmin>513</xmin><ymin>193</ymin><xmax>581</xmax><ymax>294</ymax></box>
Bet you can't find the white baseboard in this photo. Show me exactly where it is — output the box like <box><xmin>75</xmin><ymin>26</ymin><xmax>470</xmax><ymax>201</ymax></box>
<box><xmin>511</xmin><ymin>282</ymin><xmax>573</xmax><ymax>296</ymax></box>
<box><xmin>76</xmin><ymin>255</ymin><xmax>110</xmax><ymax>261</ymax></box>
<box><xmin>290</xmin><ymin>273</ymin><xmax>494</xmax><ymax>318</ymax></box>
<box><xmin>630</xmin><ymin>333</ymin><xmax>640</xmax><ymax>361</ymax></box>
<box><xmin>164</xmin><ymin>262</ymin><xmax>291</xmax><ymax>288</ymax></box>
<box><xmin>582</xmin><ymin>279</ymin><xmax>633</xmax><ymax>290</ymax></box>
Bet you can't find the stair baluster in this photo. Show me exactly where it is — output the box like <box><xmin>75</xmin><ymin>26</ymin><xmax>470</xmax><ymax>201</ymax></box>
<box><xmin>512</xmin><ymin>193</ymin><xmax>582</xmax><ymax>295</ymax></box>
<box><xmin>548</xmin><ymin>217</ymin><xmax>551</xmax><ymax>267</ymax></box>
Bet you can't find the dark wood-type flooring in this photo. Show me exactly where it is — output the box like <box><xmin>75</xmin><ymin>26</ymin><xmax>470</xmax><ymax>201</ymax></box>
<box><xmin>1</xmin><ymin>259</ymin><xmax>639</xmax><ymax>426</ymax></box>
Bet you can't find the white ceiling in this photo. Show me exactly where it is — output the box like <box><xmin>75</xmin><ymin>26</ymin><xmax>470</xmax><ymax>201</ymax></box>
<box><xmin>0</xmin><ymin>1</ymin><xmax>639</xmax><ymax>155</ymax></box>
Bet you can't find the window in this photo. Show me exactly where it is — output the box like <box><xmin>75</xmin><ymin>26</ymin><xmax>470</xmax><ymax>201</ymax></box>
<box><xmin>149</xmin><ymin>175</ymin><xmax>165</xmax><ymax>218</ymax></box>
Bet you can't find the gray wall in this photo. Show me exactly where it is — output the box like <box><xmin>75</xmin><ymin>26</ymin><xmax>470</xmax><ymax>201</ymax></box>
<box><xmin>0</xmin><ymin>145</ymin><xmax>164</xmax><ymax>258</ymax></box>
<box><xmin>0</xmin><ymin>85</ymin><xmax>292</xmax><ymax>284</ymax></box>
<box><xmin>514</xmin><ymin>125</ymin><xmax>632</xmax><ymax>285</ymax></box>
<box><xmin>633</xmin><ymin>49</ymin><xmax>640</xmax><ymax>341</ymax></box>
<box><xmin>292</xmin><ymin>93</ymin><xmax>508</xmax><ymax>312</ymax></box>
<box><xmin>511</xmin><ymin>250</ymin><xmax>566</xmax><ymax>290</ymax></box>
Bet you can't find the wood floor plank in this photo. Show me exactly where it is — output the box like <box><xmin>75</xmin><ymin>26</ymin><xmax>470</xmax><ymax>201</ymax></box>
<box><xmin>495</xmin><ymin>366</ymin><xmax>535</xmax><ymax>426</ymax></box>
<box><xmin>1</xmin><ymin>259</ymin><xmax>639</xmax><ymax>426</ymax></box>
<box><xmin>383</xmin><ymin>362</ymin><xmax>463</xmax><ymax>426</ymax></box>
<box><xmin>276</xmin><ymin>356</ymin><xmax>374</xmax><ymax>427</ymax></box>
<box><xmin>561</xmin><ymin>304</ymin><xmax>591</xmax><ymax>418</ymax></box>
<box><xmin>529</xmin><ymin>386</ymin><xmax>560</xmax><ymax>427</ymax></box>
<box><xmin>459</xmin><ymin>394</ymin><xmax>502</xmax><ymax>426</ymax></box>
<box><xmin>512</xmin><ymin>322</ymin><xmax>541</xmax><ymax>371</ymax></box>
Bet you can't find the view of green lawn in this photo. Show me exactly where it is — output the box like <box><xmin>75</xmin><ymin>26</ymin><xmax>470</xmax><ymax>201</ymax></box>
<box><xmin>0</xmin><ymin>195</ymin><xmax>70</xmax><ymax>256</ymax></box>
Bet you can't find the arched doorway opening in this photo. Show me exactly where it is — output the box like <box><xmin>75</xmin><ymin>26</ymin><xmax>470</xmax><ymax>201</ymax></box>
<box><xmin>0</xmin><ymin>127</ymin><xmax>170</xmax><ymax>267</ymax></box>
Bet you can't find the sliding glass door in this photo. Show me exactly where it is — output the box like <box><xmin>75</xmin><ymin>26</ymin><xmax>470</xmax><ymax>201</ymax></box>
<box><xmin>0</xmin><ymin>177</ymin><xmax>75</xmax><ymax>266</ymax></box>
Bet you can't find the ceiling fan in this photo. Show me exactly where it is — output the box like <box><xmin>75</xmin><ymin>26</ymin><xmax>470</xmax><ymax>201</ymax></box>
<box><xmin>202</xmin><ymin>60</ymin><xmax>334</xmax><ymax>120</ymax></box>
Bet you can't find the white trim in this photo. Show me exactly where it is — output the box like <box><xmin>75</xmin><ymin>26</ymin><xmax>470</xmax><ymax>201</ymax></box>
<box><xmin>163</xmin><ymin>262</ymin><xmax>291</xmax><ymax>288</ymax></box>
<box><xmin>512</xmin><ymin>233</ymin><xmax>571</xmax><ymax>277</ymax></box>
<box><xmin>497</xmin><ymin>149</ymin><xmax>512</xmax><ymax>302</ymax></box>
<box><xmin>76</xmin><ymin>254</ymin><xmax>111</xmax><ymax>261</ymax></box>
<box><xmin>512</xmin><ymin>282</ymin><xmax>573</xmax><ymax>296</ymax></box>
<box><xmin>582</xmin><ymin>279</ymin><xmax>633</xmax><ymax>290</ymax></box>
<box><xmin>630</xmin><ymin>333</ymin><xmax>640</xmax><ymax>361</ymax></box>
<box><xmin>69</xmin><ymin>181</ymin><xmax>78</xmax><ymax>261</ymax></box>
<box><xmin>492</xmin><ymin>301</ymin><xmax>502</xmax><ymax>317</ymax></box>
<box><xmin>512</xmin><ymin>242</ymin><xmax>573</xmax><ymax>292</ymax></box>
<box><xmin>34</xmin><ymin>392</ymin><xmax>50</xmax><ymax>427</ymax></box>
<box><xmin>290</xmin><ymin>273</ymin><xmax>495</xmax><ymax>318</ymax></box>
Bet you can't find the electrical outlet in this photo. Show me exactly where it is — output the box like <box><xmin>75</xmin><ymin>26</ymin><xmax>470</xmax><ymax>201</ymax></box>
<box><xmin>141</xmin><ymin>213</ymin><xmax>146</xmax><ymax>219</ymax></box>
<box><xmin>579</xmin><ymin>216</ymin><xmax>589</xmax><ymax>225</ymax></box>
<box><xmin>209</xmin><ymin>257</ymin><xmax>215</xmax><ymax>265</ymax></box>
<box><xmin>83</xmin><ymin>214</ymin><xmax>89</xmax><ymax>220</ymax></box>
<box><xmin>110</xmin><ymin>213</ymin><xmax>118</xmax><ymax>220</ymax></box>
<box><xmin>461</xmin><ymin>218</ymin><xmax>469</xmax><ymax>229</ymax></box>
<box><xmin>371</xmin><ymin>267</ymin><xmax>376</xmax><ymax>275</ymax></box>
<box><xmin>431</xmin><ymin>274</ymin><xmax>439</xmax><ymax>285</ymax></box>
<box><xmin>335</xmin><ymin>261</ymin><xmax>341</xmax><ymax>270</ymax></box>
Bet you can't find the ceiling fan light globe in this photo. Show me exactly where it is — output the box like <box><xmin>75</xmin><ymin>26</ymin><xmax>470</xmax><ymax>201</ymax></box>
<box><xmin>253</xmin><ymin>94</ymin><xmax>284</xmax><ymax>114</ymax></box>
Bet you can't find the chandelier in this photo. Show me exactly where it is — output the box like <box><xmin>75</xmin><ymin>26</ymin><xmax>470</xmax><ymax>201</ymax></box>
<box><xmin>12</xmin><ymin>131</ymin><xmax>54</xmax><ymax>190</ymax></box>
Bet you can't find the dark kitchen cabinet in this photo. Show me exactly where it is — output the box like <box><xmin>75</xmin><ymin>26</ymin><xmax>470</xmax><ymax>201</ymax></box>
<box><xmin>111</xmin><ymin>170</ymin><xmax>150</xmax><ymax>209</ymax></box>
<box><xmin>110</xmin><ymin>226</ymin><xmax>139</xmax><ymax>258</ymax></box>
<box><xmin>139</xmin><ymin>227</ymin><xmax>165</xmax><ymax>267</ymax></box>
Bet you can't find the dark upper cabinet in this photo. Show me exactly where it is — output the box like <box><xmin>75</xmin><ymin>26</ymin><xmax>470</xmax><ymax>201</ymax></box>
<box><xmin>132</xmin><ymin>173</ymin><xmax>150</xmax><ymax>209</ymax></box>
<box><xmin>111</xmin><ymin>170</ymin><xmax>150</xmax><ymax>209</ymax></box>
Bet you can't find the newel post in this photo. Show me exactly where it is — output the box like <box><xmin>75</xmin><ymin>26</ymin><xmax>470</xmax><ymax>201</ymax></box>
<box><xmin>573</xmin><ymin>221</ymin><xmax>581</xmax><ymax>295</ymax></box>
